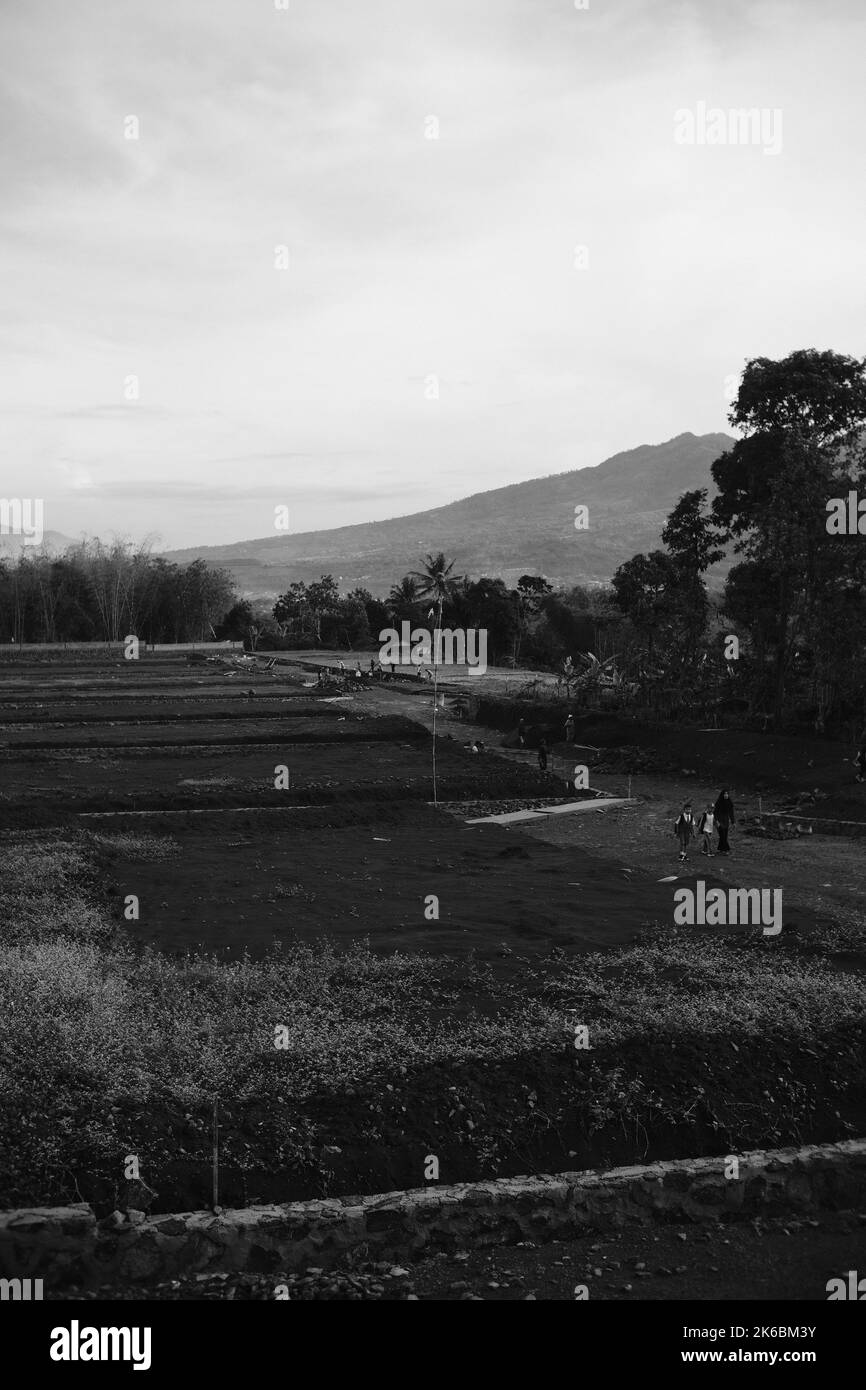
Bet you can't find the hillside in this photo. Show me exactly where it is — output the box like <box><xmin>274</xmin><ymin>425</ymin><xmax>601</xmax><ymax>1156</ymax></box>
<box><xmin>0</xmin><ymin>531</ymin><xmax>76</xmax><ymax>559</ymax></box>
<box><xmin>163</xmin><ymin>431</ymin><xmax>736</xmax><ymax>599</ymax></box>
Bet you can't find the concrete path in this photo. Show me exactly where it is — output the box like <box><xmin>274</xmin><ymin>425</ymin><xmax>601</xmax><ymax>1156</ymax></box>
<box><xmin>465</xmin><ymin>797</ymin><xmax>638</xmax><ymax>824</ymax></box>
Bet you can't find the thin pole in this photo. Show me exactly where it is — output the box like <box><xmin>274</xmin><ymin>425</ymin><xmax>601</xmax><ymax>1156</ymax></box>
<box><xmin>212</xmin><ymin>1097</ymin><xmax>219</xmax><ymax>1212</ymax></box>
<box><xmin>432</xmin><ymin>594</ymin><xmax>442</xmax><ymax>805</ymax></box>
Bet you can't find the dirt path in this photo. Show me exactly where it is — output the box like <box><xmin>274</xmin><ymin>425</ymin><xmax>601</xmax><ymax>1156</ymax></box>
<box><xmin>348</xmin><ymin>680</ymin><xmax>866</xmax><ymax>938</ymax></box>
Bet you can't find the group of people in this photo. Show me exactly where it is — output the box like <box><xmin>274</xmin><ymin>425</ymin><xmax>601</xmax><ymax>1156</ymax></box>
<box><xmin>317</xmin><ymin>658</ymin><xmax>433</xmax><ymax>686</ymax></box>
<box><xmin>674</xmin><ymin>790</ymin><xmax>736</xmax><ymax>861</ymax></box>
<box><xmin>317</xmin><ymin>660</ymin><xmax>367</xmax><ymax>687</ymax></box>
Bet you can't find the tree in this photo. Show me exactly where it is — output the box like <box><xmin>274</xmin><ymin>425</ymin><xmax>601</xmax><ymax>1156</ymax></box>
<box><xmin>409</xmin><ymin>554</ymin><xmax>461</xmax><ymax>806</ymax></box>
<box><xmin>387</xmin><ymin>576</ymin><xmax>421</xmax><ymax>623</ymax></box>
<box><xmin>662</xmin><ymin>489</ymin><xmax>726</xmax><ymax>576</ymax></box>
<box><xmin>728</xmin><ymin>349</ymin><xmax>866</xmax><ymax>447</ymax></box>
<box><xmin>411</xmin><ymin>552</ymin><xmax>460</xmax><ymax>610</ymax></box>
<box><xmin>610</xmin><ymin>550</ymin><xmax>680</xmax><ymax>656</ymax></box>
<box><xmin>712</xmin><ymin>349</ymin><xmax>866</xmax><ymax>725</ymax></box>
<box><xmin>215</xmin><ymin>599</ymin><xmax>256</xmax><ymax>643</ymax></box>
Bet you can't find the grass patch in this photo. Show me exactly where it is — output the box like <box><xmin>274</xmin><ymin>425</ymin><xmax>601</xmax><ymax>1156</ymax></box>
<box><xmin>0</xmin><ymin>839</ymin><xmax>864</xmax><ymax>1211</ymax></box>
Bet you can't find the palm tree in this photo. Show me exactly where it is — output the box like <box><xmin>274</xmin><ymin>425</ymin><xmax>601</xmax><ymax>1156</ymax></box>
<box><xmin>410</xmin><ymin>554</ymin><xmax>460</xmax><ymax>805</ymax></box>
<box><xmin>411</xmin><ymin>552</ymin><xmax>458</xmax><ymax>605</ymax></box>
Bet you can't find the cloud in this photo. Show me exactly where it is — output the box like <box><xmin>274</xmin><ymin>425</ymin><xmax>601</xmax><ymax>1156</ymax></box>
<box><xmin>0</xmin><ymin>0</ymin><xmax>864</xmax><ymax>548</ymax></box>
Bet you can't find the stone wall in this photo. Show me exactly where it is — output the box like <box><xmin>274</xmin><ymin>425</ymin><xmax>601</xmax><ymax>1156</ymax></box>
<box><xmin>2</xmin><ymin>1139</ymin><xmax>865</xmax><ymax>1290</ymax></box>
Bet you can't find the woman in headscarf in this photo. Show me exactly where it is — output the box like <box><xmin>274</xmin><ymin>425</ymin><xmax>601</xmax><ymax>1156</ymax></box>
<box><xmin>713</xmin><ymin>788</ymin><xmax>736</xmax><ymax>855</ymax></box>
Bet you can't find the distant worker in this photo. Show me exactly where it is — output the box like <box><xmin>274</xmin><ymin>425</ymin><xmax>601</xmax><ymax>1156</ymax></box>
<box><xmin>565</xmin><ymin>713</ymin><xmax>575</xmax><ymax>743</ymax></box>
<box><xmin>856</xmin><ymin>743</ymin><xmax>866</xmax><ymax>783</ymax></box>
<box><xmin>538</xmin><ymin>738</ymin><xmax>549</xmax><ymax>773</ymax></box>
<box><xmin>518</xmin><ymin>717</ymin><xmax>527</xmax><ymax>748</ymax></box>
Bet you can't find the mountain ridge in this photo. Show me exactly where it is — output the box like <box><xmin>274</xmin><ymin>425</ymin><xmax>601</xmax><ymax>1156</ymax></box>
<box><xmin>162</xmin><ymin>430</ymin><xmax>737</xmax><ymax>598</ymax></box>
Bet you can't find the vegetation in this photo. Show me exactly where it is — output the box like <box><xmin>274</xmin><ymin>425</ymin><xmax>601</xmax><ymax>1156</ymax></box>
<box><xmin>0</xmin><ymin>838</ymin><xmax>863</xmax><ymax>1208</ymax></box>
<box><xmin>0</xmin><ymin>542</ymin><xmax>236</xmax><ymax>645</ymax></box>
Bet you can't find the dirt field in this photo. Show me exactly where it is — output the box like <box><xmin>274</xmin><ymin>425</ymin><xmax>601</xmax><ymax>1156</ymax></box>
<box><xmin>1</xmin><ymin>650</ymin><xmax>864</xmax><ymax>1235</ymax></box>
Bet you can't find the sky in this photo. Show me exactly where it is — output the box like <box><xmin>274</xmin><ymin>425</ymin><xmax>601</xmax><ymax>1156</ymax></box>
<box><xmin>1</xmin><ymin>0</ymin><xmax>865</xmax><ymax>550</ymax></box>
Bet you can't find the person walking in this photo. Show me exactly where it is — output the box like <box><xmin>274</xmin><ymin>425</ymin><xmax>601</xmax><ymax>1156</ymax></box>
<box><xmin>674</xmin><ymin>801</ymin><xmax>695</xmax><ymax>862</ymax></box>
<box><xmin>697</xmin><ymin>804</ymin><xmax>715</xmax><ymax>856</ymax></box>
<box><xmin>713</xmin><ymin>788</ymin><xmax>736</xmax><ymax>855</ymax></box>
<box><xmin>565</xmin><ymin>713</ymin><xmax>575</xmax><ymax>743</ymax></box>
<box><xmin>538</xmin><ymin>738</ymin><xmax>549</xmax><ymax>773</ymax></box>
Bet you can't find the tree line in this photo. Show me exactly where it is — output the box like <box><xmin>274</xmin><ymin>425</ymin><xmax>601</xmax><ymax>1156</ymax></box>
<box><xmin>0</xmin><ymin>542</ymin><xmax>237</xmax><ymax>644</ymax></box>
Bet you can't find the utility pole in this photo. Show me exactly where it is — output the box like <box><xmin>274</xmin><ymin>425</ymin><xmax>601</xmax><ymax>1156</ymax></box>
<box><xmin>431</xmin><ymin>594</ymin><xmax>442</xmax><ymax>805</ymax></box>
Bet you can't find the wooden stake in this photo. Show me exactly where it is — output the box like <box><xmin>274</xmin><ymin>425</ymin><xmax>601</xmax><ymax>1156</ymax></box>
<box><xmin>212</xmin><ymin>1098</ymin><xmax>219</xmax><ymax>1212</ymax></box>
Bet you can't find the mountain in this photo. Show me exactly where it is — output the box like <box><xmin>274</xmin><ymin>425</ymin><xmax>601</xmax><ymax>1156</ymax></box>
<box><xmin>164</xmin><ymin>431</ymin><xmax>736</xmax><ymax>599</ymax></box>
<box><xmin>0</xmin><ymin>530</ymin><xmax>77</xmax><ymax>559</ymax></box>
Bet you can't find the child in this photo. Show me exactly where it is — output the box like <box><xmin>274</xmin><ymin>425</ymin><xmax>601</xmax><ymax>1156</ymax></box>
<box><xmin>697</xmin><ymin>804</ymin><xmax>715</xmax><ymax>856</ymax></box>
<box><xmin>674</xmin><ymin>801</ymin><xmax>695</xmax><ymax>862</ymax></box>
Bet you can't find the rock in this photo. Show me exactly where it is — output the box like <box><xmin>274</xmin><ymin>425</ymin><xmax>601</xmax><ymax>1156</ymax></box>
<box><xmin>388</xmin><ymin>1266</ymin><xmax>410</xmax><ymax>1278</ymax></box>
<box><xmin>126</xmin><ymin>1209</ymin><xmax>146</xmax><ymax>1226</ymax></box>
<box><xmin>100</xmin><ymin>1210</ymin><xmax>127</xmax><ymax>1230</ymax></box>
<box><xmin>449</xmin><ymin>1281</ymin><xmax>470</xmax><ymax>1293</ymax></box>
<box><xmin>523</xmin><ymin>1294</ymin><xmax>537</xmax><ymax>1300</ymax></box>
